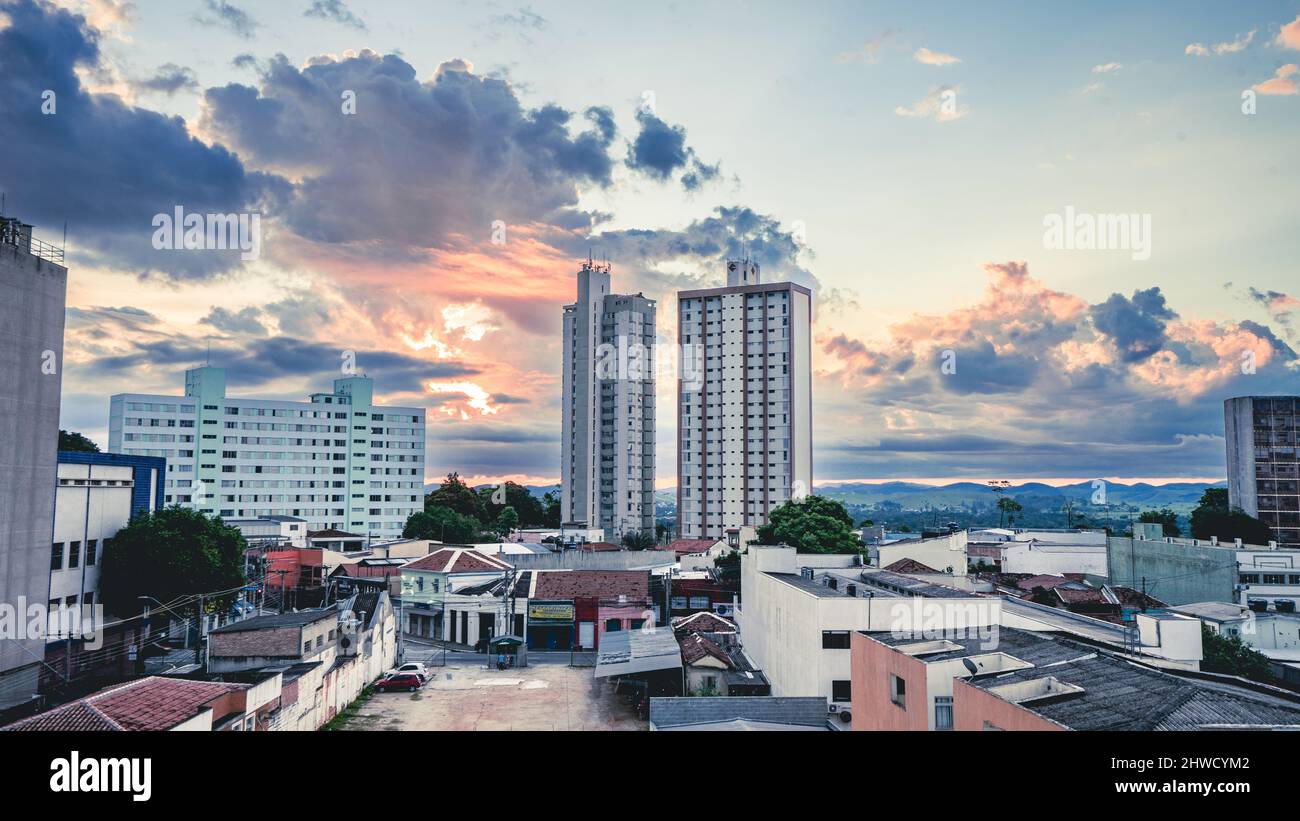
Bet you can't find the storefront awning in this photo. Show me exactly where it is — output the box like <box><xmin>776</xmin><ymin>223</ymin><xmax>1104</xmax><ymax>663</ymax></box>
<box><xmin>594</xmin><ymin>628</ymin><xmax>683</xmax><ymax>678</ymax></box>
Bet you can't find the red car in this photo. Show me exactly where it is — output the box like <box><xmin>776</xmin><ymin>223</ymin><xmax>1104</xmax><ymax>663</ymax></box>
<box><xmin>376</xmin><ymin>673</ymin><xmax>423</xmax><ymax>693</ymax></box>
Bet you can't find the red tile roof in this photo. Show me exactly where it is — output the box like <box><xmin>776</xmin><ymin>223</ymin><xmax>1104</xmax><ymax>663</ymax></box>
<box><xmin>678</xmin><ymin>634</ymin><xmax>735</xmax><ymax>668</ymax></box>
<box><xmin>530</xmin><ymin>570</ymin><xmax>649</xmax><ymax>599</ymax></box>
<box><xmin>2</xmin><ymin>677</ymin><xmax>247</xmax><ymax>732</ymax></box>
<box><xmin>404</xmin><ymin>547</ymin><xmax>513</xmax><ymax>574</ymax></box>
<box><xmin>883</xmin><ymin>558</ymin><xmax>940</xmax><ymax>574</ymax></box>
<box><xmin>1055</xmin><ymin>587</ymin><xmax>1105</xmax><ymax>604</ymax></box>
<box><xmin>672</xmin><ymin>611</ymin><xmax>737</xmax><ymax>635</ymax></box>
<box><xmin>662</xmin><ymin>539</ymin><xmax>719</xmax><ymax>557</ymax></box>
<box><xmin>1016</xmin><ymin>574</ymin><xmax>1076</xmax><ymax>591</ymax></box>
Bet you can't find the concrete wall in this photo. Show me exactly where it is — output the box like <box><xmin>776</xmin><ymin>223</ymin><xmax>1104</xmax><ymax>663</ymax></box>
<box><xmin>1002</xmin><ymin>542</ymin><xmax>1108</xmax><ymax>576</ymax></box>
<box><xmin>505</xmin><ymin>551</ymin><xmax>674</xmax><ymax>571</ymax></box>
<box><xmin>1224</xmin><ymin>397</ymin><xmax>1257</xmax><ymax>516</ymax></box>
<box><xmin>0</xmin><ymin>243</ymin><xmax>66</xmax><ymax>710</ymax></box>
<box><xmin>952</xmin><ymin>678</ymin><xmax>1064</xmax><ymax>731</ymax></box>
<box><xmin>1106</xmin><ymin>536</ymin><xmax>1237</xmax><ymax>606</ymax></box>
<box><xmin>879</xmin><ymin>531</ymin><xmax>968</xmax><ymax>575</ymax></box>
<box><xmin>850</xmin><ymin>632</ymin><xmax>929</xmax><ymax>731</ymax></box>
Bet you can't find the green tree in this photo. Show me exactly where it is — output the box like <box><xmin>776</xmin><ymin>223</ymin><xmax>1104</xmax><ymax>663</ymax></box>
<box><xmin>655</xmin><ymin>523</ymin><xmax>670</xmax><ymax>544</ymax></box>
<box><xmin>425</xmin><ymin>472</ymin><xmax>485</xmax><ymax>521</ymax></box>
<box><xmin>756</xmin><ymin>496</ymin><xmax>862</xmax><ymax>554</ymax></box>
<box><xmin>714</xmin><ymin>550</ymin><xmax>741</xmax><ymax>586</ymax></box>
<box><xmin>996</xmin><ymin>496</ymin><xmax>1023</xmax><ymax>528</ymax></box>
<box><xmin>1200</xmin><ymin>623</ymin><xmax>1273</xmax><ymax>681</ymax></box>
<box><xmin>1137</xmin><ymin>508</ymin><xmax>1181</xmax><ymax>537</ymax></box>
<box><xmin>1189</xmin><ymin>488</ymin><xmax>1274</xmax><ymax>544</ymax></box>
<box><xmin>99</xmin><ymin>506</ymin><xmax>247</xmax><ymax>618</ymax></box>
<box><xmin>478</xmin><ymin>482</ymin><xmax>545</xmax><ymax>527</ymax></box>
<box><xmin>403</xmin><ymin>506</ymin><xmax>483</xmax><ymax>543</ymax></box>
<box><xmin>58</xmin><ymin>429</ymin><xmax>99</xmax><ymax>452</ymax></box>
<box><xmin>541</xmin><ymin>491</ymin><xmax>562</xmax><ymax>528</ymax></box>
<box><xmin>493</xmin><ymin>505</ymin><xmax>520</xmax><ymax>538</ymax></box>
<box><xmin>622</xmin><ymin>530</ymin><xmax>656</xmax><ymax>550</ymax></box>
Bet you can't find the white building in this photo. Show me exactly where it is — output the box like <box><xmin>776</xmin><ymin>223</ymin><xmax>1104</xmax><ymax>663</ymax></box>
<box><xmin>109</xmin><ymin>366</ymin><xmax>425</xmax><ymax>541</ymax></box>
<box><xmin>49</xmin><ymin>453</ymin><xmax>165</xmax><ymax>615</ymax></box>
<box><xmin>0</xmin><ymin>216</ymin><xmax>67</xmax><ymax>710</ymax></box>
<box><xmin>1001</xmin><ymin>539</ymin><xmax>1108</xmax><ymax>576</ymax></box>
<box><xmin>677</xmin><ymin>260</ymin><xmax>813</xmax><ymax>540</ymax></box>
<box><xmin>739</xmin><ymin>545</ymin><xmax>996</xmax><ymax>710</ymax></box>
<box><xmin>560</xmin><ymin>257</ymin><xmax>656</xmax><ymax>539</ymax></box>
<box><xmin>877</xmin><ymin>531</ymin><xmax>969</xmax><ymax>576</ymax></box>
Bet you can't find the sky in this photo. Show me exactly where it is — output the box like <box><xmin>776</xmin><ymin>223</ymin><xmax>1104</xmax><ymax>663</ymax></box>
<box><xmin>2</xmin><ymin>0</ymin><xmax>1298</xmax><ymax>488</ymax></box>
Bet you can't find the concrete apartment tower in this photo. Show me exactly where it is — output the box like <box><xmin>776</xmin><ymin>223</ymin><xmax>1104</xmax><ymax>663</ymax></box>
<box><xmin>561</xmin><ymin>257</ymin><xmax>656</xmax><ymax>540</ymax></box>
<box><xmin>677</xmin><ymin>259</ymin><xmax>813</xmax><ymax>540</ymax></box>
<box><xmin>1225</xmin><ymin>396</ymin><xmax>1299</xmax><ymax>546</ymax></box>
<box><xmin>0</xmin><ymin>216</ymin><xmax>67</xmax><ymax>712</ymax></box>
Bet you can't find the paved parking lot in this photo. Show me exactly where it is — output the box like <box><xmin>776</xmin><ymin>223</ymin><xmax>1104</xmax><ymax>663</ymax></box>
<box><xmin>335</xmin><ymin>662</ymin><xmax>645</xmax><ymax>731</ymax></box>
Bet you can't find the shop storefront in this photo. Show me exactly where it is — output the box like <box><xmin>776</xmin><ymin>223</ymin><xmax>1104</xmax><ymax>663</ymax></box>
<box><xmin>526</xmin><ymin>600</ymin><xmax>575</xmax><ymax>650</ymax></box>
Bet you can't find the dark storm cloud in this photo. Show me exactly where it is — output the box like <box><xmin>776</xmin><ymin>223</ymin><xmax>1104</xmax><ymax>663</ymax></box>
<box><xmin>625</xmin><ymin>109</ymin><xmax>722</xmax><ymax>191</ymax></box>
<box><xmin>193</xmin><ymin>0</ymin><xmax>259</xmax><ymax>39</ymax></box>
<box><xmin>87</xmin><ymin>336</ymin><xmax>479</xmax><ymax>394</ymax></box>
<box><xmin>937</xmin><ymin>338</ymin><xmax>1038</xmax><ymax>394</ymax></box>
<box><xmin>201</xmin><ymin>53</ymin><xmax>618</xmax><ymax>250</ymax></box>
<box><xmin>199</xmin><ymin>306</ymin><xmax>267</xmax><ymax>336</ymax></box>
<box><xmin>303</xmin><ymin>0</ymin><xmax>366</xmax><ymax>31</ymax></box>
<box><xmin>1089</xmin><ymin>286</ymin><xmax>1178</xmax><ymax>362</ymax></box>
<box><xmin>0</xmin><ymin>0</ymin><xmax>288</xmax><ymax>277</ymax></box>
<box><xmin>134</xmin><ymin>63</ymin><xmax>200</xmax><ymax>95</ymax></box>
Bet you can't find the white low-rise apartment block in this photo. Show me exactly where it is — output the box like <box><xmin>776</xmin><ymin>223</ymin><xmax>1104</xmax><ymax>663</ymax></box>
<box><xmin>738</xmin><ymin>545</ymin><xmax>996</xmax><ymax>716</ymax></box>
<box><xmin>109</xmin><ymin>366</ymin><xmax>424</xmax><ymax>541</ymax></box>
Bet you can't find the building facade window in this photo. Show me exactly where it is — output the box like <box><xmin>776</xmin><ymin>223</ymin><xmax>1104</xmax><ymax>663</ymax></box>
<box><xmin>890</xmin><ymin>674</ymin><xmax>906</xmax><ymax>709</ymax></box>
<box><xmin>934</xmin><ymin>696</ymin><xmax>953</xmax><ymax>730</ymax></box>
<box><xmin>831</xmin><ymin>679</ymin><xmax>852</xmax><ymax>703</ymax></box>
<box><xmin>821</xmin><ymin>630</ymin><xmax>850</xmax><ymax>649</ymax></box>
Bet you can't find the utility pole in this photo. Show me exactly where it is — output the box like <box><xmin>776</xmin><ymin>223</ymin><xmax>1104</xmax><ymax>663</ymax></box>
<box><xmin>193</xmin><ymin>593</ymin><xmax>205</xmax><ymax>666</ymax></box>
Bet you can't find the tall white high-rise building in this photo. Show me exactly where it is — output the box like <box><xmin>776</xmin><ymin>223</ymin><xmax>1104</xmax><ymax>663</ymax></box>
<box><xmin>561</xmin><ymin>258</ymin><xmax>656</xmax><ymax>538</ymax></box>
<box><xmin>677</xmin><ymin>259</ymin><xmax>812</xmax><ymax>540</ymax></box>
<box><xmin>108</xmin><ymin>367</ymin><xmax>425</xmax><ymax>540</ymax></box>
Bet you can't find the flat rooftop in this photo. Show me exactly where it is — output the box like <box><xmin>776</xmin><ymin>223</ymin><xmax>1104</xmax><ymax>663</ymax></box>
<box><xmin>864</xmin><ymin>626</ymin><xmax>1300</xmax><ymax>730</ymax></box>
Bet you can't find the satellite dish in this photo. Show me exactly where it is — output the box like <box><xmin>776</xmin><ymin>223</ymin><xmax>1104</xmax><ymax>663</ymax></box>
<box><xmin>962</xmin><ymin>658</ymin><xmax>979</xmax><ymax>675</ymax></box>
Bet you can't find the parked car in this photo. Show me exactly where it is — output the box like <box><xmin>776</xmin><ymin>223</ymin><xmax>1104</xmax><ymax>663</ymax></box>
<box><xmin>386</xmin><ymin>662</ymin><xmax>429</xmax><ymax>681</ymax></box>
<box><xmin>375</xmin><ymin>673</ymin><xmax>423</xmax><ymax>693</ymax></box>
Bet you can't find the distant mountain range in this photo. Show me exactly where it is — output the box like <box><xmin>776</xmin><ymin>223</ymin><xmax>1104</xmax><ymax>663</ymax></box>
<box><xmin>423</xmin><ymin>480</ymin><xmax>1222</xmax><ymax>513</ymax></box>
<box><xmin>812</xmin><ymin>481</ymin><xmax>1223</xmax><ymax>512</ymax></box>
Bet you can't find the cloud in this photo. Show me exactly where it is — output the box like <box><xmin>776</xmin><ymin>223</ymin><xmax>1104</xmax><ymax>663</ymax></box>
<box><xmin>201</xmin><ymin>53</ymin><xmax>618</xmax><ymax>250</ymax></box>
<box><xmin>1185</xmin><ymin>29</ymin><xmax>1255</xmax><ymax>56</ymax></box>
<box><xmin>193</xmin><ymin>0</ymin><xmax>258</xmax><ymax>39</ymax></box>
<box><xmin>1092</xmin><ymin>62</ymin><xmax>1122</xmax><ymax>73</ymax></box>
<box><xmin>486</xmin><ymin>6</ymin><xmax>546</xmax><ymax>43</ymax></box>
<box><xmin>1090</xmin><ymin>287</ymin><xmax>1178</xmax><ymax>363</ymax></box>
<box><xmin>0</xmin><ymin>0</ymin><xmax>288</xmax><ymax>276</ymax></box>
<box><xmin>837</xmin><ymin>28</ymin><xmax>900</xmax><ymax>64</ymax></box>
<box><xmin>199</xmin><ymin>305</ymin><xmax>267</xmax><ymax>335</ymax></box>
<box><xmin>85</xmin><ymin>334</ymin><xmax>480</xmax><ymax>394</ymax></box>
<box><xmin>133</xmin><ymin>62</ymin><xmax>199</xmax><ymax>95</ymax></box>
<box><xmin>1252</xmin><ymin>63</ymin><xmax>1299</xmax><ymax>95</ymax></box>
<box><xmin>1277</xmin><ymin>15</ymin><xmax>1300</xmax><ymax>50</ymax></box>
<box><xmin>625</xmin><ymin>108</ymin><xmax>722</xmax><ymax>191</ymax></box>
<box><xmin>303</xmin><ymin>0</ymin><xmax>365</xmax><ymax>31</ymax></box>
<box><xmin>914</xmin><ymin>47</ymin><xmax>960</xmax><ymax>66</ymax></box>
<box><xmin>894</xmin><ymin>85</ymin><xmax>968</xmax><ymax>121</ymax></box>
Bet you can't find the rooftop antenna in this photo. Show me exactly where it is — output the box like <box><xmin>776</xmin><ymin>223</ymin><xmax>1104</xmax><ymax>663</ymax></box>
<box><xmin>206</xmin><ymin>339</ymin><xmax>211</xmax><ymax>366</ymax></box>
